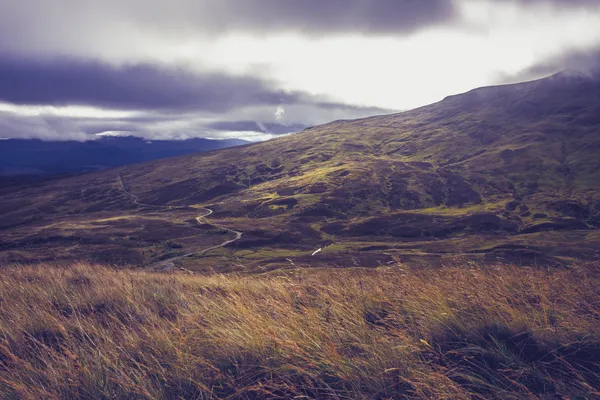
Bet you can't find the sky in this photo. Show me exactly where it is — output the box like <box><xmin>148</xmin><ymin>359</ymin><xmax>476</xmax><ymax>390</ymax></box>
<box><xmin>0</xmin><ymin>0</ymin><xmax>599</xmax><ymax>141</ymax></box>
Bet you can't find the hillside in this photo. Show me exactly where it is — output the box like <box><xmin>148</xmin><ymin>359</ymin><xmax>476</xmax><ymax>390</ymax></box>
<box><xmin>0</xmin><ymin>262</ymin><xmax>598</xmax><ymax>399</ymax></box>
<box><xmin>1</xmin><ymin>72</ymin><xmax>599</xmax><ymax>269</ymax></box>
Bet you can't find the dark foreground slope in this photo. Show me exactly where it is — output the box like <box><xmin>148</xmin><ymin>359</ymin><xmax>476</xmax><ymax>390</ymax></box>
<box><xmin>1</xmin><ymin>72</ymin><xmax>599</xmax><ymax>268</ymax></box>
<box><xmin>0</xmin><ymin>262</ymin><xmax>599</xmax><ymax>399</ymax></box>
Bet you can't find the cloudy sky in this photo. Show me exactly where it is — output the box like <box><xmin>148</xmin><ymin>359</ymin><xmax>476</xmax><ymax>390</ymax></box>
<box><xmin>1</xmin><ymin>0</ymin><xmax>599</xmax><ymax>141</ymax></box>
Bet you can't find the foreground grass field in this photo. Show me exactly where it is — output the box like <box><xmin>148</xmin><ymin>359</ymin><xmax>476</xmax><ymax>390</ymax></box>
<box><xmin>0</xmin><ymin>263</ymin><xmax>599</xmax><ymax>399</ymax></box>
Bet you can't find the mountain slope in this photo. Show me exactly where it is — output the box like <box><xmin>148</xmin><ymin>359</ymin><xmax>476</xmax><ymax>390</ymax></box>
<box><xmin>1</xmin><ymin>72</ymin><xmax>599</xmax><ymax>268</ymax></box>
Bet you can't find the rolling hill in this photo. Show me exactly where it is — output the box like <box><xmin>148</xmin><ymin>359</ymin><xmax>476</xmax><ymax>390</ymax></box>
<box><xmin>1</xmin><ymin>71</ymin><xmax>599</xmax><ymax>269</ymax></box>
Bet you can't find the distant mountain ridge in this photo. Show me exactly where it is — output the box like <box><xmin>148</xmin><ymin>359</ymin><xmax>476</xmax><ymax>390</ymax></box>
<box><xmin>0</xmin><ymin>136</ymin><xmax>249</xmax><ymax>176</ymax></box>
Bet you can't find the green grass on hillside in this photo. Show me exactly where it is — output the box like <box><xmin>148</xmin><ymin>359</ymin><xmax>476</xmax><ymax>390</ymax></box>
<box><xmin>2</xmin><ymin>74</ymin><xmax>600</xmax><ymax>267</ymax></box>
<box><xmin>0</xmin><ymin>262</ymin><xmax>598</xmax><ymax>399</ymax></box>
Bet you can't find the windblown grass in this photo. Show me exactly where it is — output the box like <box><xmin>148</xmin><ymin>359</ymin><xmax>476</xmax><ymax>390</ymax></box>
<box><xmin>0</xmin><ymin>262</ymin><xmax>599</xmax><ymax>399</ymax></box>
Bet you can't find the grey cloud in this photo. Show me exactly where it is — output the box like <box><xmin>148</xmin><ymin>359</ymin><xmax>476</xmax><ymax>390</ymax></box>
<box><xmin>3</xmin><ymin>0</ymin><xmax>596</xmax><ymax>57</ymax></box>
<box><xmin>192</xmin><ymin>0</ymin><xmax>457</xmax><ymax>35</ymax></box>
<box><xmin>496</xmin><ymin>46</ymin><xmax>600</xmax><ymax>84</ymax></box>
<box><xmin>509</xmin><ymin>0</ymin><xmax>600</xmax><ymax>8</ymax></box>
<box><xmin>207</xmin><ymin>121</ymin><xmax>308</xmax><ymax>135</ymax></box>
<box><xmin>0</xmin><ymin>0</ymin><xmax>457</xmax><ymax>53</ymax></box>
<box><xmin>1</xmin><ymin>100</ymin><xmax>392</xmax><ymax>141</ymax></box>
<box><xmin>315</xmin><ymin>102</ymin><xmax>395</xmax><ymax>114</ymax></box>
<box><xmin>0</xmin><ymin>112</ymin><xmax>89</xmax><ymax>141</ymax></box>
<box><xmin>0</xmin><ymin>56</ymin><xmax>308</xmax><ymax>112</ymax></box>
<box><xmin>481</xmin><ymin>0</ymin><xmax>600</xmax><ymax>11</ymax></box>
<box><xmin>0</xmin><ymin>55</ymin><xmax>398</xmax><ymax>117</ymax></box>
<box><xmin>538</xmin><ymin>47</ymin><xmax>600</xmax><ymax>74</ymax></box>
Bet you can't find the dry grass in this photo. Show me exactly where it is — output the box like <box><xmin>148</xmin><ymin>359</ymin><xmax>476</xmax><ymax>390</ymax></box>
<box><xmin>0</xmin><ymin>262</ymin><xmax>599</xmax><ymax>399</ymax></box>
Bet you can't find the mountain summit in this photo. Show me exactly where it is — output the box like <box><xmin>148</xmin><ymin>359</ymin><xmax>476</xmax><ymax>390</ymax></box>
<box><xmin>1</xmin><ymin>73</ymin><xmax>599</xmax><ymax>268</ymax></box>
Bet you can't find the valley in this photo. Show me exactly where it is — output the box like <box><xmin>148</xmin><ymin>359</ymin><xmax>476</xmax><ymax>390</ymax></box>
<box><xmin>119</xmin><ymin>172</ymin><xmax>244</xmax><ymax>271</ymax></box>
<box><xmin>1</xmin><ymin>72</ymin><xmax>599</xmax><ymax>271</ymax></box>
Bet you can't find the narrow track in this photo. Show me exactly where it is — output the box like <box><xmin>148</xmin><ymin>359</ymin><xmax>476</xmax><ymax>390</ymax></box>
<box><xmin>117</xmin><ymin>174</ymin><xmax>243</xmax><ymax>272</ymax></box>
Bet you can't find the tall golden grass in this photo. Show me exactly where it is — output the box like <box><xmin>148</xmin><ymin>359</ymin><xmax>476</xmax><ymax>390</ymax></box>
<box><xmin>0</xmin><ymin>262</ymin><xmax>598</xmax><ymax>399</ymax></box>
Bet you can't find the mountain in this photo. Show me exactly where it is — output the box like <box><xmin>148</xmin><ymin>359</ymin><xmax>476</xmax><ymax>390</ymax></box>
<box><xmin>0</xmin><ymin>136</ymin><xmax>249</xmax><ymax>176</ymax></box>
<box><xmin>1</xmin><ymin>72</ymin><xmax>599</xmax><ymax>268</ymax></box>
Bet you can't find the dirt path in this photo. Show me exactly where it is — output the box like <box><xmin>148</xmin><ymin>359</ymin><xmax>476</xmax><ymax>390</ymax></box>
<box><xmin>117</xmin><ymin>174</ymin><xmax>243</xmax><ymax>272</ymax></box>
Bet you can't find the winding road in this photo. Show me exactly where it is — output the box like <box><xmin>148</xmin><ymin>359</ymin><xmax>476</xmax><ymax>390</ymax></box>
<box><xmin>117</xmin><ymin>174</ymin><xmax>243</xmax><ymax>272</ymax></box>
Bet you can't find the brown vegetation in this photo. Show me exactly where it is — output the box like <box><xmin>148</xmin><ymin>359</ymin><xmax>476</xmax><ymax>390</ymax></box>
<box><xmin>0</xmin><ymin>262</ymin><xmax>599</xmax><ymax>399</ymax></box>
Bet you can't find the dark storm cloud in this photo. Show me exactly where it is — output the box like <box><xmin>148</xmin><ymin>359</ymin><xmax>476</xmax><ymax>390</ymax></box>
<box><xmin>194</xmin><ymin>0</ymin><xmax>457</xmax><ymax>35</ymax></box>
<box><xmin>2</xmin><ymin>0</ymin><xmax>596</xmax><ymax>56</ymax></box>
<box><xmin>0</xmin><ymin>0</ymin><xmax>458</xmax><ymax>52</ymax></box>
<box><xmin>0</xmin><ymin>56</ymin><xmax>311</xmax><ymax>112</ymax></box>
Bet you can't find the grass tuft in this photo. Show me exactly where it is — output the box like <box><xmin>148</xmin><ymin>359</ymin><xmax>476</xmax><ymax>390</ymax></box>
<box><xmin>0</xmin><ymin>262</ymin><xmax>598</xmax><ymax>398</ymax></box>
